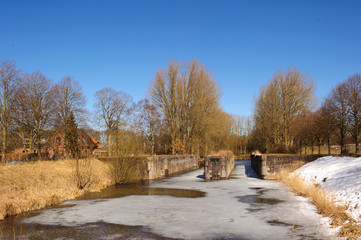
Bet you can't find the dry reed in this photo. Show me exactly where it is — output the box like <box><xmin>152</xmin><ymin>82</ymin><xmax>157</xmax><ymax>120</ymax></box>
<box><xmin>278</xmin><ymin>168</ymin><xmax>361</xmax><ymax>239</ymax></box>
<box><xmin>0</xmin><ymin>158</ymin><xmax>114</xmax><ymax>220</ymax></box>
<box><xmin>210</xmin><ymin>150</ymin><xmax>235</xmax><ymax>156</ymax></box>
<box><xmin>111</xmin><ymin>156</ymin><xmax>147</xmax><ymax>184</ymax></box>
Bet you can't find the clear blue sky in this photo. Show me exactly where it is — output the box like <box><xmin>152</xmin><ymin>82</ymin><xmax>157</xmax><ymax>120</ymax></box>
<box><xmin>1</xmin><ymin>0</ymin><xmax>360</xmax><ymax>117</ymax></box>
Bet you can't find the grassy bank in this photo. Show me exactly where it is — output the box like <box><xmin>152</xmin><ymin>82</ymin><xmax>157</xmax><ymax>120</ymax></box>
<box><xmin>278</xmin><ymin>169</ymin><xmax>361</xmax><ymax>239</ymax></box>
<box><xmin>0</xmin><ymin>158</ymin><xmax>114</xmax><ymax>220</ymax></box>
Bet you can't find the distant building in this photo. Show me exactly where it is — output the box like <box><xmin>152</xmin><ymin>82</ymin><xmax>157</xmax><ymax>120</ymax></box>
<box><xmin>91</xmin><ymin>137</ymin><xmax>107</xmax><ymax>157</ymax></box>
<box><xmin>13</xmin><ymin>129</ymin><xmax>103</xmax><ymax>159</ymax></box>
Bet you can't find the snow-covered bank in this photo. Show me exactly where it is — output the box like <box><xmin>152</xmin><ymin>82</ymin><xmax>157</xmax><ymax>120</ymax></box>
<box><xmin>295</xmin><ymin>156</ymin><xmax>361</xmax><ymax>222</ymax></box>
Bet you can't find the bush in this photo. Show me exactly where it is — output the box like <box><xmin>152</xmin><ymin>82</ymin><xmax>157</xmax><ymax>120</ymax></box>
<box><xmin>272</xmin><ymin>144</ymin><xmax>287</xmax><ymax>153</ymax></box>
<box><xmin>101</xmin><ymin>157</ymin><xmax>147</xmax><ymax>184</ymax></box>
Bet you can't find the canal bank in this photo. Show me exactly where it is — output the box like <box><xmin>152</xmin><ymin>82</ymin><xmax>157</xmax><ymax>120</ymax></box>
<box><xmin>2</xmin><ymin>161</ymin><xmax>336</xmax><ymax>240</ymax></box>
<box><xmin>0</xmin><ymin>158</ymin><xmax>114</xmax><ymax>220</ymax></box>
<box><xmin>0</xmin><ymin>155</ymin><xmax>200</xmax><ymax>221</ymax></box>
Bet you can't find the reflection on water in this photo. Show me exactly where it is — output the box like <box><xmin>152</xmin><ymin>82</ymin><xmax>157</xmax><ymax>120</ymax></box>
<box><xmin>246</xmin><ymin>208</ymin><xmax>262</xmax><ymax>212</ymax></box>
<box><xmin>237</xmin><ymin>195</ymin><xmax>283</xmax><ymax>205</ymax></box>
<box><xmin>77</xmin><ymin>184</ymin><xmax>206</xmax><ymax>200</ymax></box>
<box><xmin>238</xmin><ymin>187</ymin><xmax>283</xmax><ymax>205</ymax></box>
<box><xmin>0</xmin><ymin>211</ymin><xmax>40</xmax><ymax>234</ymax></box>
<box><xmin>0</xmin><ymin>185</ymin><xmax>205</xmax><ymax>239</ymax></box>
<box><xmin>0</xmin><ymin>221</ymin><xmax>179</xmax><ymax>240</ymax></box>
<box><xmin>267</xmin><ymin>220</ymin><xmax>301</xmax><ymax>229</ymax></box>
<box><xmin>49</xmin><ymin>204</ymin><xmax>77</xmax><ymax>209</ymax></box>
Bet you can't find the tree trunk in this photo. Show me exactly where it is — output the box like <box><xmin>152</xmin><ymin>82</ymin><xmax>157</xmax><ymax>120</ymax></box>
<box><xmin>2</xmin><ymin>126</ymin><xmax>6</xmax><ymax>163</ymax></box>
<box><xmin>340</xmin><ymin>125</ymin><xmax>347</xmax><ymax>155</ymax></box>
<box><xmin>355</xmin><ymin>135</ymin><xmax>358</xmax><ymax>155</ymax></box>
<box><xmin>327</xmin><ymin>137</ymin><xmax>331</xmax><ymax>155</ymax></box>
<box><xmin>114</xmin><ymin>128</ymin><xmax>119</xmax><ymax>157</ymax></box>
<box><xmin>18</xmin><ymin>131</ymin><xmax>26</xmax><ymax>152</ymax></box>
<box><xmin>108</xmin><ymin>129</ymin><xmax>112</xmax><ymax>157</ymax></box>
<box><xmin>304</xmin><ymin>144</ymin><xmax>307</xmax><ymax>155</ymax></box>
<box><xmin>29</xmin><ymin>134</ymin><xmax>34</xmax><ymax>153</ymax></box>
<box><xmin>64</xmin><ymin>137</ymin><xmax>68</xmax><ymax>159</ymax></box>
<box><xmin>37</xmin><ymin>145</ymin><xmax>42</xmax><ymax>160</ymax></box>
<box><xmin>151</xmin><ymin>132</ymin><xmax>155</xmax><ymax>155</ymax></box>
<box><xmin>36</xmin><ymin>128</ymin><xmax>42</xmax><ymax>160</ymax></box>
<box><xmin>171</xmin><ymin>128</ymin><xmax>176</xmax><ymax>155</ymax></box>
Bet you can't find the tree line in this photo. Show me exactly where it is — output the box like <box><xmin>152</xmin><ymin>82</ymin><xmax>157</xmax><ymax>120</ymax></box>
<box><xmin>249</xmin><ymin>68</ymin><xmax>361</xmax><ymax>155</ymax></box>
<box><xmin>0</xmin><ymin>59</ymin><xmax>250</xmax><ymax>161</ymax></box>
<box><xmin>0</xmin><ymin>60</ymin><xmax>87</xmax><ymax>161</ymax></box>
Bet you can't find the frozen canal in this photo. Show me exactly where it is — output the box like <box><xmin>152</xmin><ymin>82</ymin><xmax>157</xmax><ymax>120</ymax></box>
<box><xmin>9</xmin><ymin>161</ymin><xmax>335</xmax><ymax>239</ymax></box>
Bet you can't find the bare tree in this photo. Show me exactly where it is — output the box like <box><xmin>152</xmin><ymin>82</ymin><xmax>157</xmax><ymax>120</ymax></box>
<box><xmin>150</xmin><ymin>61</ymin><xmax>180</xmax><ymax>154</ymax></box>
<box><xmin>253</xmin><ymin>79</ymin><xmax>283</xmax><ymax>152</ymax></box>
<box><xmin>94</xmin><ymin>88</ymin><xmax>131</xmax><ymax>156</ymax></box>
<box><xmin>181</xmin><ymin>60</ymin><xmax>221</xmax><ymax>155</ymax></box>
<box><xmin>324</xmin><ymin>82</ymin><xmax>349</xmax><ymax>154</ymax></box>
<box><xmin>150</xmin><ymin>60</ymin><xmax>221</xmax><ymax>156</ymax></box>
<box><xmin>253</xmin><ymin>68</ymin><xmax>315</xmax><ymax>152</ymax></box>
<box><xmin>345</xmin><ymin>73</ymin><xmax>361</xmax><ymax>154</ymax></box>
<box><xmin>53</xmin><ymin>76</ymin><xmax>86</xmax><ymax>158</ymax></box>
<box><xmin>281</xmin><ymin>69</ymin><xmax>316</xmax><ymax>147</ymax></box>
<box><xmin>318</xmin><ymin>103</ymin><xmax>337</xmax><ymax>155</ymax></box>
<box><xmin>230</xmin><ymin>115</ymin><xmax>252</xmax><ymax>155</ymax></box>
<box><xmin>0</xmin><ymin>60</ymin><xmax>20</xmax><ymax>162</ymax></box>
<box><xmin>13</xmin><ymin>98</ymin><xmax>32</xmax><ymax>153</ymax></box>
<box><xmin>15</xmin><ymin>71</ymin><xmax>54</xmax><ymax>159</ymax></box>
<box><xmin>311</xmin><ymin>110</ymin><xmax>326</xmax><ymax>154</ymax></box>
<box><xmin>290</xmin><ymin>110</ymin><xmax>318</xmax><ymax>154</ymax></box>
<box><xmin>290</xmin><ymin>112</ymin><xmax>306</xmax><ymax>154</ymax></box>
<box><xmin>133</xmin><ymin>99</ymin><xmax>161</xmax><ymax>155</ymax></box>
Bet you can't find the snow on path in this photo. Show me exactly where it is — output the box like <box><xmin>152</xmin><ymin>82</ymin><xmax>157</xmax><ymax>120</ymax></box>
<box><xmin>295</xmin><ymin>156</ymin><xmax>361</xmax><ymax>222</ymax></box>
<box><xmin>22</xmin><ymin>161</ymin><xmax>335</xmax><ymax>240</ymax></box>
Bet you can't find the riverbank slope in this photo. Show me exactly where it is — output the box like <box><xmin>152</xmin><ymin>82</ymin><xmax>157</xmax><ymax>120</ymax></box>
<box><xmin>282</xmin><ymin>156</ymin><xmax>361</xmax><ymax>238</ymax></box>
<box><xmin>0</xmin><ymin>159</ymin><xmax>114</xmax><ymax>220</ymax></box>
<box><xmin>295</xmin><ymin>156</ymin><xmax>361</xmax><ymax>223</ymax></box>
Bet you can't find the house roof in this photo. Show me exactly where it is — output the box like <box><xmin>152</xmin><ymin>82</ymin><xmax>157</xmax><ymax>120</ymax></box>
<box><xmin>91</xmin><ymin>137</ymin><xmax>103</xmax><ymax>149</ymax></box>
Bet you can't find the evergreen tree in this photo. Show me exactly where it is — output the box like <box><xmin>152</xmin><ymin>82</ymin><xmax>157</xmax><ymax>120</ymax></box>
<box><xmin>65</xmin><ymin>111</ymin><xmax>80</xmax><ymax>158</ymax></box>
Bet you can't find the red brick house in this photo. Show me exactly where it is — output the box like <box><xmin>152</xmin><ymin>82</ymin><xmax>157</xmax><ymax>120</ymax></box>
<box><xmin>14</xmin><ymin>129</ymin><xmax>103</xmax><ymax>160</ymax></box>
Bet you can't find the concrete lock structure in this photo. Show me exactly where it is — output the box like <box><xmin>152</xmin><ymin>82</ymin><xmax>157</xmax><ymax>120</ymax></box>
<box><xmin>146</xmin><ymin>155</ymin><xmax>198</xmax><ymax>180</ymax></box>
<box><xmin>251</xmin><ymin>154</ymin><xmax>322</xmax><ymax>179</ymax></box>
<box><xmin>204</xmin><ymin>155</ymin><xmax>235</xmax><ymax>180</ymax></box>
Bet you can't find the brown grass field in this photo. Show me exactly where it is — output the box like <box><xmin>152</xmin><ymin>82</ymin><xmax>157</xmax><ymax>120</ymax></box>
<box><xmin>0</xmin><ymin>159</ymin><xmax>114</xmax><ymax>220</ymax></box>
<box><xmin>278</xmin><ymin>168</ymin><xmax>361</xmax><ymax>239</ymax></box>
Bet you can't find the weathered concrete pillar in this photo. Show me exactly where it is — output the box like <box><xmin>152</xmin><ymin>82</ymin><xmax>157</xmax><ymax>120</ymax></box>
<box><xmin>204</xmin><ymin>155</ymin><xmax>235</xmax><ymax>180</ymax></box>
<box><xmin>146</xmin><ymin>155</ymin><xmax>198</xmax><ymax>180</ymax></box>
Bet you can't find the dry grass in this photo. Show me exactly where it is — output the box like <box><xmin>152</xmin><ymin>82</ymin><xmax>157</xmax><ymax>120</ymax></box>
<box><xmin>0</xmin><ymin>158</ymin><xmax>114</xmax><ymax>220</ymax></box>
<box><xmin>278</xmin><ymin>168</ymin><xmax>361</xmax><ymax>239</ymax></box>
<box><xmin>268</xmin><ymin>161</ymin><xmax>305</xmax><ymax>180</ymax></box>
<box><xmin>110</xmin><ymin>156</ymin><xmax>147</xmax><ymax>184</ymax></box>
<box><xmin>210</xmin><ymin>150</ymin><xmax>235</xmax><ymax>156</ymax></box>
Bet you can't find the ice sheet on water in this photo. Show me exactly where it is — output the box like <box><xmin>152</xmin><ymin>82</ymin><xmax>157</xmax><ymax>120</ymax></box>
<box><xmin>23</xmin><ymin>161</ymin><xmax>335</xmax><ymax>240</ymax></box>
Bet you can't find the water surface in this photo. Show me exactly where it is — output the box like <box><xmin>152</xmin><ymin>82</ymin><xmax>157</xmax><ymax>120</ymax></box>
<box><xmin>1</xmin><ymin>161</ymin><xmax>335</xmax><ymax>240</ymax></box>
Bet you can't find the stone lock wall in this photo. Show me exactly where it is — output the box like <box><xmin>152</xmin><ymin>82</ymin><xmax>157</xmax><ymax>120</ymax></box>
<box><xmin>146</xmin><ymin>155</ymin><xmax>198</xmax><ymax>180</ymax></box>
<box><xmin>204</xmin><ymin>155</ymin><xmax>235</xmax><ymax>180</ymax></box>
<box><xmin>251</xmin><ymin>154</ymin><xmax>322</xmax><ymax>179</ymax></box>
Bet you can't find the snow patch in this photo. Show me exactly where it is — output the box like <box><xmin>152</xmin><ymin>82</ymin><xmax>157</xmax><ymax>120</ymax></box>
<box><xmin>295</xmin><ymin>156</ymin><xmax>361</xmax><ymax>222</ymax></box>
